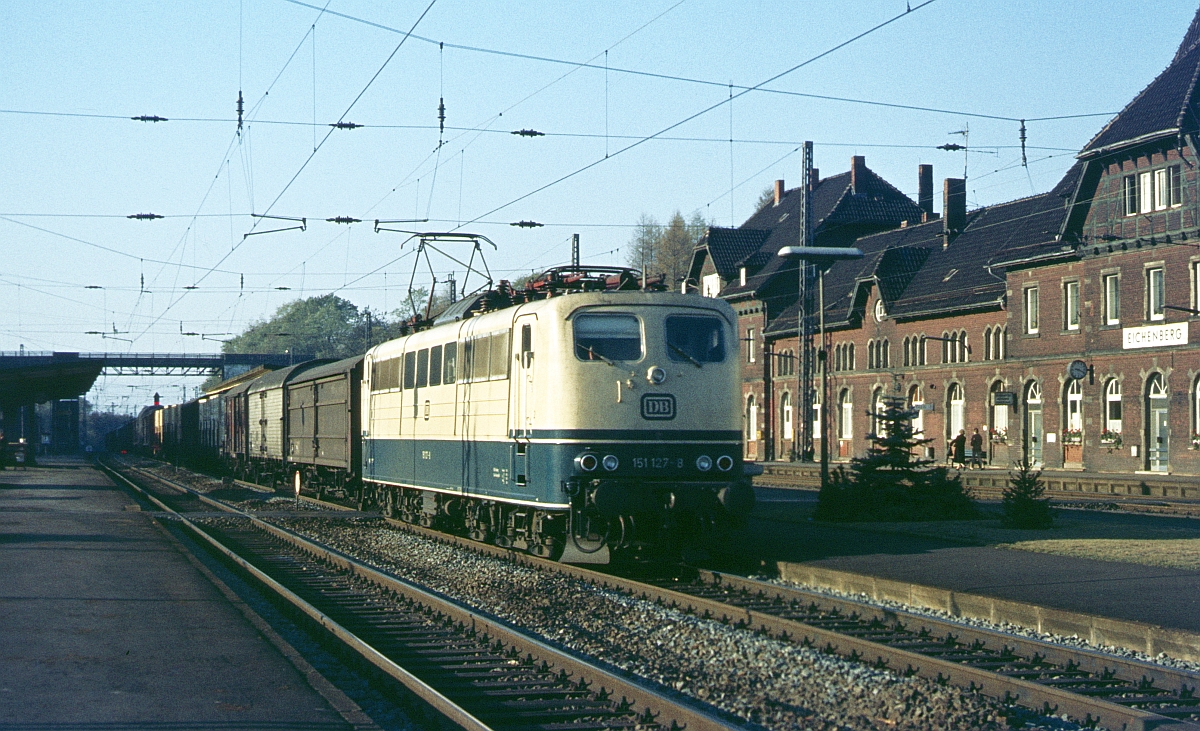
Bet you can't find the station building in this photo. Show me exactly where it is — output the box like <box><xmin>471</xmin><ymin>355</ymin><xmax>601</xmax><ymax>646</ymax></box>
<box><xmin>689</xmin><ymin>10</ymin><xmax>1200</xmax><ymax>476</ymax></box>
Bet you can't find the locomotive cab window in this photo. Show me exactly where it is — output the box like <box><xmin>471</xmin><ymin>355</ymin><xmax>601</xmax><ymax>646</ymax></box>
<box><xmin>443</xmin><ymin>342</ymin><xmax>457</xmax><ymax>384</ymax></box>
<box><xmin>665</xmin><ymin>315</ymin><xmax>725</xmax><ymax>363</ymax></box>
<box><xmin>574</xmin><ymin>313</ymin><xmax>642</xmax><ymax>361</ymax></box>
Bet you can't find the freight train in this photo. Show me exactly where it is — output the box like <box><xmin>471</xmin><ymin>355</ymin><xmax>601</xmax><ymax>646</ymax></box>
<box><xmin>106</xmin><ymin>266</ymin><xmax>756</xmax><ymax>562</ymax></box>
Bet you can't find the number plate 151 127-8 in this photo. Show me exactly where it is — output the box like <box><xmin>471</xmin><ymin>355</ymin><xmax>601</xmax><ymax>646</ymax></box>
<box><xmin>631</xmin><ymin>457</ymin><xmax>684</xmax><ymax>469</ymax></box>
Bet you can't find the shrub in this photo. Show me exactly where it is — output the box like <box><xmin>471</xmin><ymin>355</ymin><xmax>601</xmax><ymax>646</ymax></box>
<box><xmin>1001</xmin><ymin>460</ymin><xmax>1053</xmax><ymax>529</ymax></box>
<box><xmin>815</xmin><ymin>393</ymin><xmax>978</xmax><ymax>522</ymax></box>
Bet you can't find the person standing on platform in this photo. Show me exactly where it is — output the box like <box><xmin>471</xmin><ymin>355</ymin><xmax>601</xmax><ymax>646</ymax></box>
<box><xmin>951</xmin><ymin>429</ymin><xmax>967</xmax><ymax>469</ymax></box>
<box><xmin>969</xmin><ymin>428</ymin><xmax>984</xmax><ymax>469</ymax></box>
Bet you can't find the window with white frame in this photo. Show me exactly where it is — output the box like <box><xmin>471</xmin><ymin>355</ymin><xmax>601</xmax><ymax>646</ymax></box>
<box><xmin>781</xmin><ymin>392</ymin><xmax>793</xmax><ymax>440</ymax></box>
<box><xmin>1193</xmin><ymin>261</ymin><xmax>1200</xmax><ymax>314</ymax></box>
<box><xmin>1105</xmin><ymin>379</ymin><xmax>1122</xmax><ymax>435</ymax></box>
<box><xmin>745</xmin><ymin>394</ymin><xmax>757</xmax><ymax>440</ymax></box>
<box><xmin>1065</xmin><ymin>379</ymin><xmax>1083</xmax><ymax>433</ymax></box>
<box><xmin>1123</xmin><ymin>174</ymin><xmax>1138</xmax><ymax>216</ymax></box>
<box><xmin>1104</xmin><ymin>273</ymin><xmax>1120</xmax><ymax>325</ymax></box>
<box><xmin>1155</xmin><ymin>168</ymin><xmax>1170</xmax><ymax>210</ymax></box>
<box><xmin>990</xmin><ymin>381</ymin><xmax>1009</xmax><ymax>437</ymax></box>
<box><xmin>1065</xmin><ymin>280</ymin><xmax>1080</xmax><ymax>330</ymax></box>
<box><xmin>947</xmin><ymin>383</ymin><xmax>965</xmax><ymax>439</ymax></box>
<box><xmin>812</xmin><ymin>390</ymin><xmax>821</xmax><ymax>439</ymax></box>
<box><xmin>838</xmin><ymin>389</ymin><xmax>853</xmax><ymax>440</ymax></box>
<box><xmin>1025</xmin><ymin>286</ymin><xmax>1039</xmax><ymax>334</ymax></box>
<box><xmin>1139</xmin><ymin>171</ymin><xmax>1153</xmax><ymax>213</ymax></box>
<box><xmin>1170</xmin><ymin>165</ymin><xmax>1183</xmax><ymax>207</ymax></box>
<box><xmin>909</xmin><ymin>385</ymin><xmax>924</xmax><ymax>436</ymax></box>
<box><xmin>701</xmin><ymin>273</ymin><xmax>721</xmax><ymax>298</ymax></box>
<box><xmin>1194</xmin><ymin>378</ymin><xmax>1200</xmax><ymax>442</ymax></box>
<box><xmin>1148</xmin><ymin>267</ymin><xmax>1165</xmax><ymax>321</ymax></box>
<box><xmin>872</xmin><ymin>387</ymin><xmax>886</xmax><ymax>438</ymax></box>
<box><xmin>746</xmin><ymin>328</ymin><xmax>756</xmax><ymax>363</ymax></box>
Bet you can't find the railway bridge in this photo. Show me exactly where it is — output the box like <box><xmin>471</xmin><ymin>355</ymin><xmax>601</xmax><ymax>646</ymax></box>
<box><xmin>0</xmin><ymin>351</ymin><xmax>298</xmax><ymax>453</ymax></box>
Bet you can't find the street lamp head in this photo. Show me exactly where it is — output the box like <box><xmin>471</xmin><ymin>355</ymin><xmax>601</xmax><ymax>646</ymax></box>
<box><xmin>777</xmin><ymin>246</ymin><xmax>865</xmax><ymax>261</ymax></box>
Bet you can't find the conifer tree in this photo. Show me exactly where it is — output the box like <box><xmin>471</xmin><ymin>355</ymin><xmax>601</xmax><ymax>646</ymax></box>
<box><xmin>816</xmin><ymin>392</ymin><xmax>978</xmax><ymax>522</ymax></box>
<box><xmin>1001</xmin><ymin>460</ymin><xmax>1053</xmax><ymax>529</ymax></box>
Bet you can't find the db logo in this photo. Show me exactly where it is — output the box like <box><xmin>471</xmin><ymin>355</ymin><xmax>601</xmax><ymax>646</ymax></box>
<box><xmin>640</xmin><ymin>393</ymin><xmax>676</xmax><ymax>420</ymax></box>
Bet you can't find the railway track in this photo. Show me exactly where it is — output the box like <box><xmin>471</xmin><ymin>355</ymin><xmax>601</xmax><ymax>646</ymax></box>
<box><xmin>101</xmin><ymin>459</ymin><xmax>740</xmax><ymax>731</ymax></box>
<box><xmin>114</xmin><ymin>458</ymin><xmax>1200</xmax><ymax>730</ymax></box>
<box><xmin>360</xmin><ymin>509</ymin><xmax>1200</xmax><ymax>731</ymax></box>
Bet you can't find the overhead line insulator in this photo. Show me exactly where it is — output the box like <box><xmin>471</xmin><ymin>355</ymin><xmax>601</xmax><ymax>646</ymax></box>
<box><xmin>330</xmin><ymin>121</ymin><xmax>363</xmax><ymax>130</ymax></box>
<box><xmin>132</xmin><ymin>115</ymin><xmax>168</xmax><ymax>123</ymax></box>
<box><xmin>127</xmin><ymin>213</ymin><xmax>164</xmax><ymax>220</ymax></box>
<box><xmin>512</xmin><ymin>129</ymin><xmax>545</xmax><ymax>137</ymax></box>
<box><xmin>511</xmin><ymin>220</ymin><xmax>544</xmax><ymax>228</ymax></box>
<box><xmin>327</xmin><ymin>216</ymin><xmax>362</xmax><ymax>224</ymax></box>
<box><xmin>937</xmin><ymin>143</ymin><xmax>965</xmax><ymax>151</ymax></box>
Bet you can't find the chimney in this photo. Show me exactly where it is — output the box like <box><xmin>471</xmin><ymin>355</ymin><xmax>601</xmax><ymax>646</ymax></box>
<box><xmin>773</xmin><ymin>179</ymin><xmax>784</xmax><ymax>206</ymax></box>
<box><xmin>942</xmin><ymin>177</ymin><xmax>966</xmax><ymax>247</ymax></box>
<box><xmin>153</xmin><ymin>392</ymin><xmax>161</xmax><ymax>406</ymax></box>
<box><xmin>918</xmin><ymin>164</ymin><xmax>934</xmax><ymax>217</ymax></box>
<box><xmin>809</xmin><ymin>168</ymin><xmax>819</xmax><ymax>187</ymax></box>
<box><xmin>850</xmin><ymin>156</ymin><xmax>866</xmax><ymax>194</ymax></box>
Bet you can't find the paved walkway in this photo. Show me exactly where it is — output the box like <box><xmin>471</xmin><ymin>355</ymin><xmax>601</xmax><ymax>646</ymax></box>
<box><xmin>0</xmin><ymin>463</ymin><xmax>355</xmax><ymax>728</ymax></box>
<box><xmin>708</xmin><ymin>486</ymin><xmax>1200</xmax><ymax>635</ymax></box>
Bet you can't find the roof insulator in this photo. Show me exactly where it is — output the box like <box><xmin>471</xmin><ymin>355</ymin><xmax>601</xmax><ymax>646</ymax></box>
<box><xmin>327</xmin><ymin>216</ymin><xmax>362</xmax><ymax>224</ymax></box>
<box><xmin>330</xmin><ymin>121</ymin><xmax>363</xmax><ymax>130</ymax></box>
<box><xmin>127</xmin><ymin>213</ymin><xmax>164</xmax><ymax>220</ymax></box>
<box><xmin>512</xmin><ymin>129</ymin><xmax>545</xmax><ymax>137</ymax></box>
<box><xmin>510</xmin><ymin>220</ymin><xmax>544</xmax><ymax>228</ymax></box>
<box><xmin>132</xmin><ymin>115</ymin><xmax>167</xmax><ymax>123</ymax></box>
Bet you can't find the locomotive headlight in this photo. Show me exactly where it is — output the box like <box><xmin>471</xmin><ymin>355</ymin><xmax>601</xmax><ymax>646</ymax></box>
<box><xmin>602</xmin><ymin>454</ymin><xmax>619</xmax><ymax>471</ymax></box>
<box><xmin>647</xmin><ymin>366</ymin><xmax>667</xmax><ymax>385</ymax></box>
<box><xmin>576</xmin><ymin>453</ymin><xmax>599</xmax><ymax>472</ymax></box>
<box><xmin>696</xmin><ymin>455</ymin><xmax>713</xmax><ymax>472</ymax></box>
<box><xmin>716</xmin><ymin>455</ymin><xmax>734</xmax><ymax>472</ymax></box>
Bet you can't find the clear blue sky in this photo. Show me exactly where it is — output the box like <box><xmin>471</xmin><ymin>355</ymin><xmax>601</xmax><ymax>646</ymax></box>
<box><xmin>2</xmin><ymin>0</ymin><xmax>1197</xmax><ymax>411</ymax></box>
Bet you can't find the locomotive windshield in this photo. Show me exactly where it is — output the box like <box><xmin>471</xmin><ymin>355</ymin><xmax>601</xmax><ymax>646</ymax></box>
<box><xmin>665</xmin><ymin>315</ymin><xmax>726</xmax><ymax>363</ymax></box>
<box><xmin>574</xmin><ymin>314</ymin><xmax>642</xmax><ymax>361</ymax></box>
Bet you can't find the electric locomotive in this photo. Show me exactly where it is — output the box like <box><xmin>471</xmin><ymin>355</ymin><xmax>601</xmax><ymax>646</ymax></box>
<box><xmin>361</xmin><ymin>266</ymin><xmax>754</xmax><ymax>562</ymax></box>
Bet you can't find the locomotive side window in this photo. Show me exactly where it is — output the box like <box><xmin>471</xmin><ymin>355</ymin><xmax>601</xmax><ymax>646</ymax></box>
<box><xmin>490</xmin><ymin>331</ymin><xmax>511</xmax><ymax>378</ymax></box>
<box><xmin>403</xmin><ymin>351</ymin><xmax>417</xmax><ymax>389</ymax></box>
<box><xmin>443</xmin><ymin>342</ymin><xmax>457</xmax><ymax>383</ymax></box>
<box><xmin>574</xmin><ymin>314</ymin><xmax>642</xmax><ymax>361</ymax></box>
<box><xmin>370</xmin><ymin>358</ymin><xmax>401</xmax><ymax>391</ymax></box>
<box><xmin>472</xmin><ymin>336</ymin><xmax>491</xmax><ymax>381</ymax></box>
<box><xmin>665</xmin><ymin>315</ymin><xmax>725</xmax><ymax>363</ymax></box>
<box><xmin>429</xmin><ymin>345</ymin><xmax>443</xmax><ymax>386</ymax></box>
<box><xmin>416</xmin><ymin>348</ymin><xmax>430</xmax><ymax>388</ymax></box>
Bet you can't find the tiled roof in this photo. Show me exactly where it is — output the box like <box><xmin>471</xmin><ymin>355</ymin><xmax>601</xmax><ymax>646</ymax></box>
<box><xmin>717</xmin><ymin>164</ymin><xmax>922</xmax><ymax>300</ymax></box>
<box><xmin>762</xmin><ymin>163</ymin><xmax>1083</xmax><ymax>335</ymax></box>
<box><xmin>703</xmin><ymin>227</ymin><xmax>770</xmax><ymax>281</ymax></box>
<box><xmin>1081</xmin><ymin>10</ymin><xmax>1200</xmax><ymax>156</ymax></box>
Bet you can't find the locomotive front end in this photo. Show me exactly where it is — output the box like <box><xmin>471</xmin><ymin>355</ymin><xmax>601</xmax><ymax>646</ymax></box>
<box><xmin>537</xmin><ymin>293</ymin><xmax>752</xmax><ymax>556</ymax></box>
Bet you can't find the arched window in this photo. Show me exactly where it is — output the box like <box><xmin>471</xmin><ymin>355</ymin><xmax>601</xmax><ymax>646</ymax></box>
<box><xmin>867</xmin><ymin>340</ymin><xmax>876</xmax><ymax>369</ymax></box>
<box><xmin>882</xmin><ymin>339</ymin><xmax>890</xmax><ymax>368</ymax></box>
<box><xmin>919</xmin><ymin>335</ymin><xmax>927</xmax><ymax>365</ymax></box>
<box><xmin>1025</xmin><ymin>380</ymin><xmax>1044</xmax><ymax>466</ymax></box>
<box><xmin>745</xmin><ymin>394</ymin><xmax>757</xmax><ymax>442</ymax></box>
<box><xmin>908</xmin><ymin>384</ymin><xmax>924</xmax><ymax>436</ymax></box>
<box><xmin>780</xmin><ymin>392</ymin><xmax>793</xmax><ymax>441</ymax></box>
<box><xmin>903</xmin><ymin>337</ymin><xmax>911</xmax><ymax>367</ymax></box>
<box><xmin>1105</xmin><ymin>379</ymin><xmax>1122</xmax><ymax>436</ymax></box>
<box><xmin>995</xmin><ymin>327</ymin><xmax>1005</xmax><ymax>360</ymax></box>
<box><xmin>838</xmin><ymin>389</ymin><xmax>853</xmax><ymax>439</ymax></box>
<box><xmin>960</xmin><ymin>331</ymin><xmax>969</xmax><ymax>362</ymax></box>
<box><xmin>872</xmin><ymin>387</ymin><xmax>886</xmax><ymax>438</ymax></box>
<box><xmin>1146</xmin><ymin>374</ymin><xmax>1169</xmax><ymax>471</ymax></box>
<box><xmin>1065</xmin><ymin>379</ymin><xmax>1083</xmax><ymax>435</ymax></box>
<box><xmin>942</xmin><ymin>332</ymin><xmax>951</xmax><ymax>363</ymax></box>
<box><xmin>848</xmin><ymin>343</ymin><xmax>855</xmax><ymax>370</ymax></box>
<box><xmin>947</xmin><ymin>382</ymin><xmax>965</xmax><ymax>439</ymax></box>
<box><xmin>984</xmin><ymin>327</ymin><xmax>992</xmax><ymax>360</ymax></box>
<box><xmin>989</xmin><ymin>380</ymin><xmax>1008</xmax><ymax>442</ymax></box>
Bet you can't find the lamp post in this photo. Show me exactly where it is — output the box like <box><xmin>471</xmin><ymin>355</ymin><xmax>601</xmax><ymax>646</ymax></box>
<box><xmin>777</xmin><ymin>246</ymin><xmax>864</xmax><ymax>489</ymax></box>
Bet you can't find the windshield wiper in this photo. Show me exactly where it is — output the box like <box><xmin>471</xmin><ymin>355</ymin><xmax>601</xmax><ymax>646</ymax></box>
<box><xmin>582</xmin><ymin>345</ymin><xmax>617</xmax><ymax>366</ymax></box>
<box><xmin>669</xmin><ymin>342</ymin><xmax>703</xmax><ymax>368</ymax></box>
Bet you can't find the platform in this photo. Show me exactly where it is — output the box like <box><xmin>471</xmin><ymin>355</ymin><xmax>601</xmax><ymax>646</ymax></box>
<box><xmin>732</xmin><ymin>485</ymin><xmax>1200</xmax><ymax>661</ymax></box>
<box><xmin>0</xmin><ymin>462</ymin><xmax>356</xmax><ymax>728</ymax></box>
